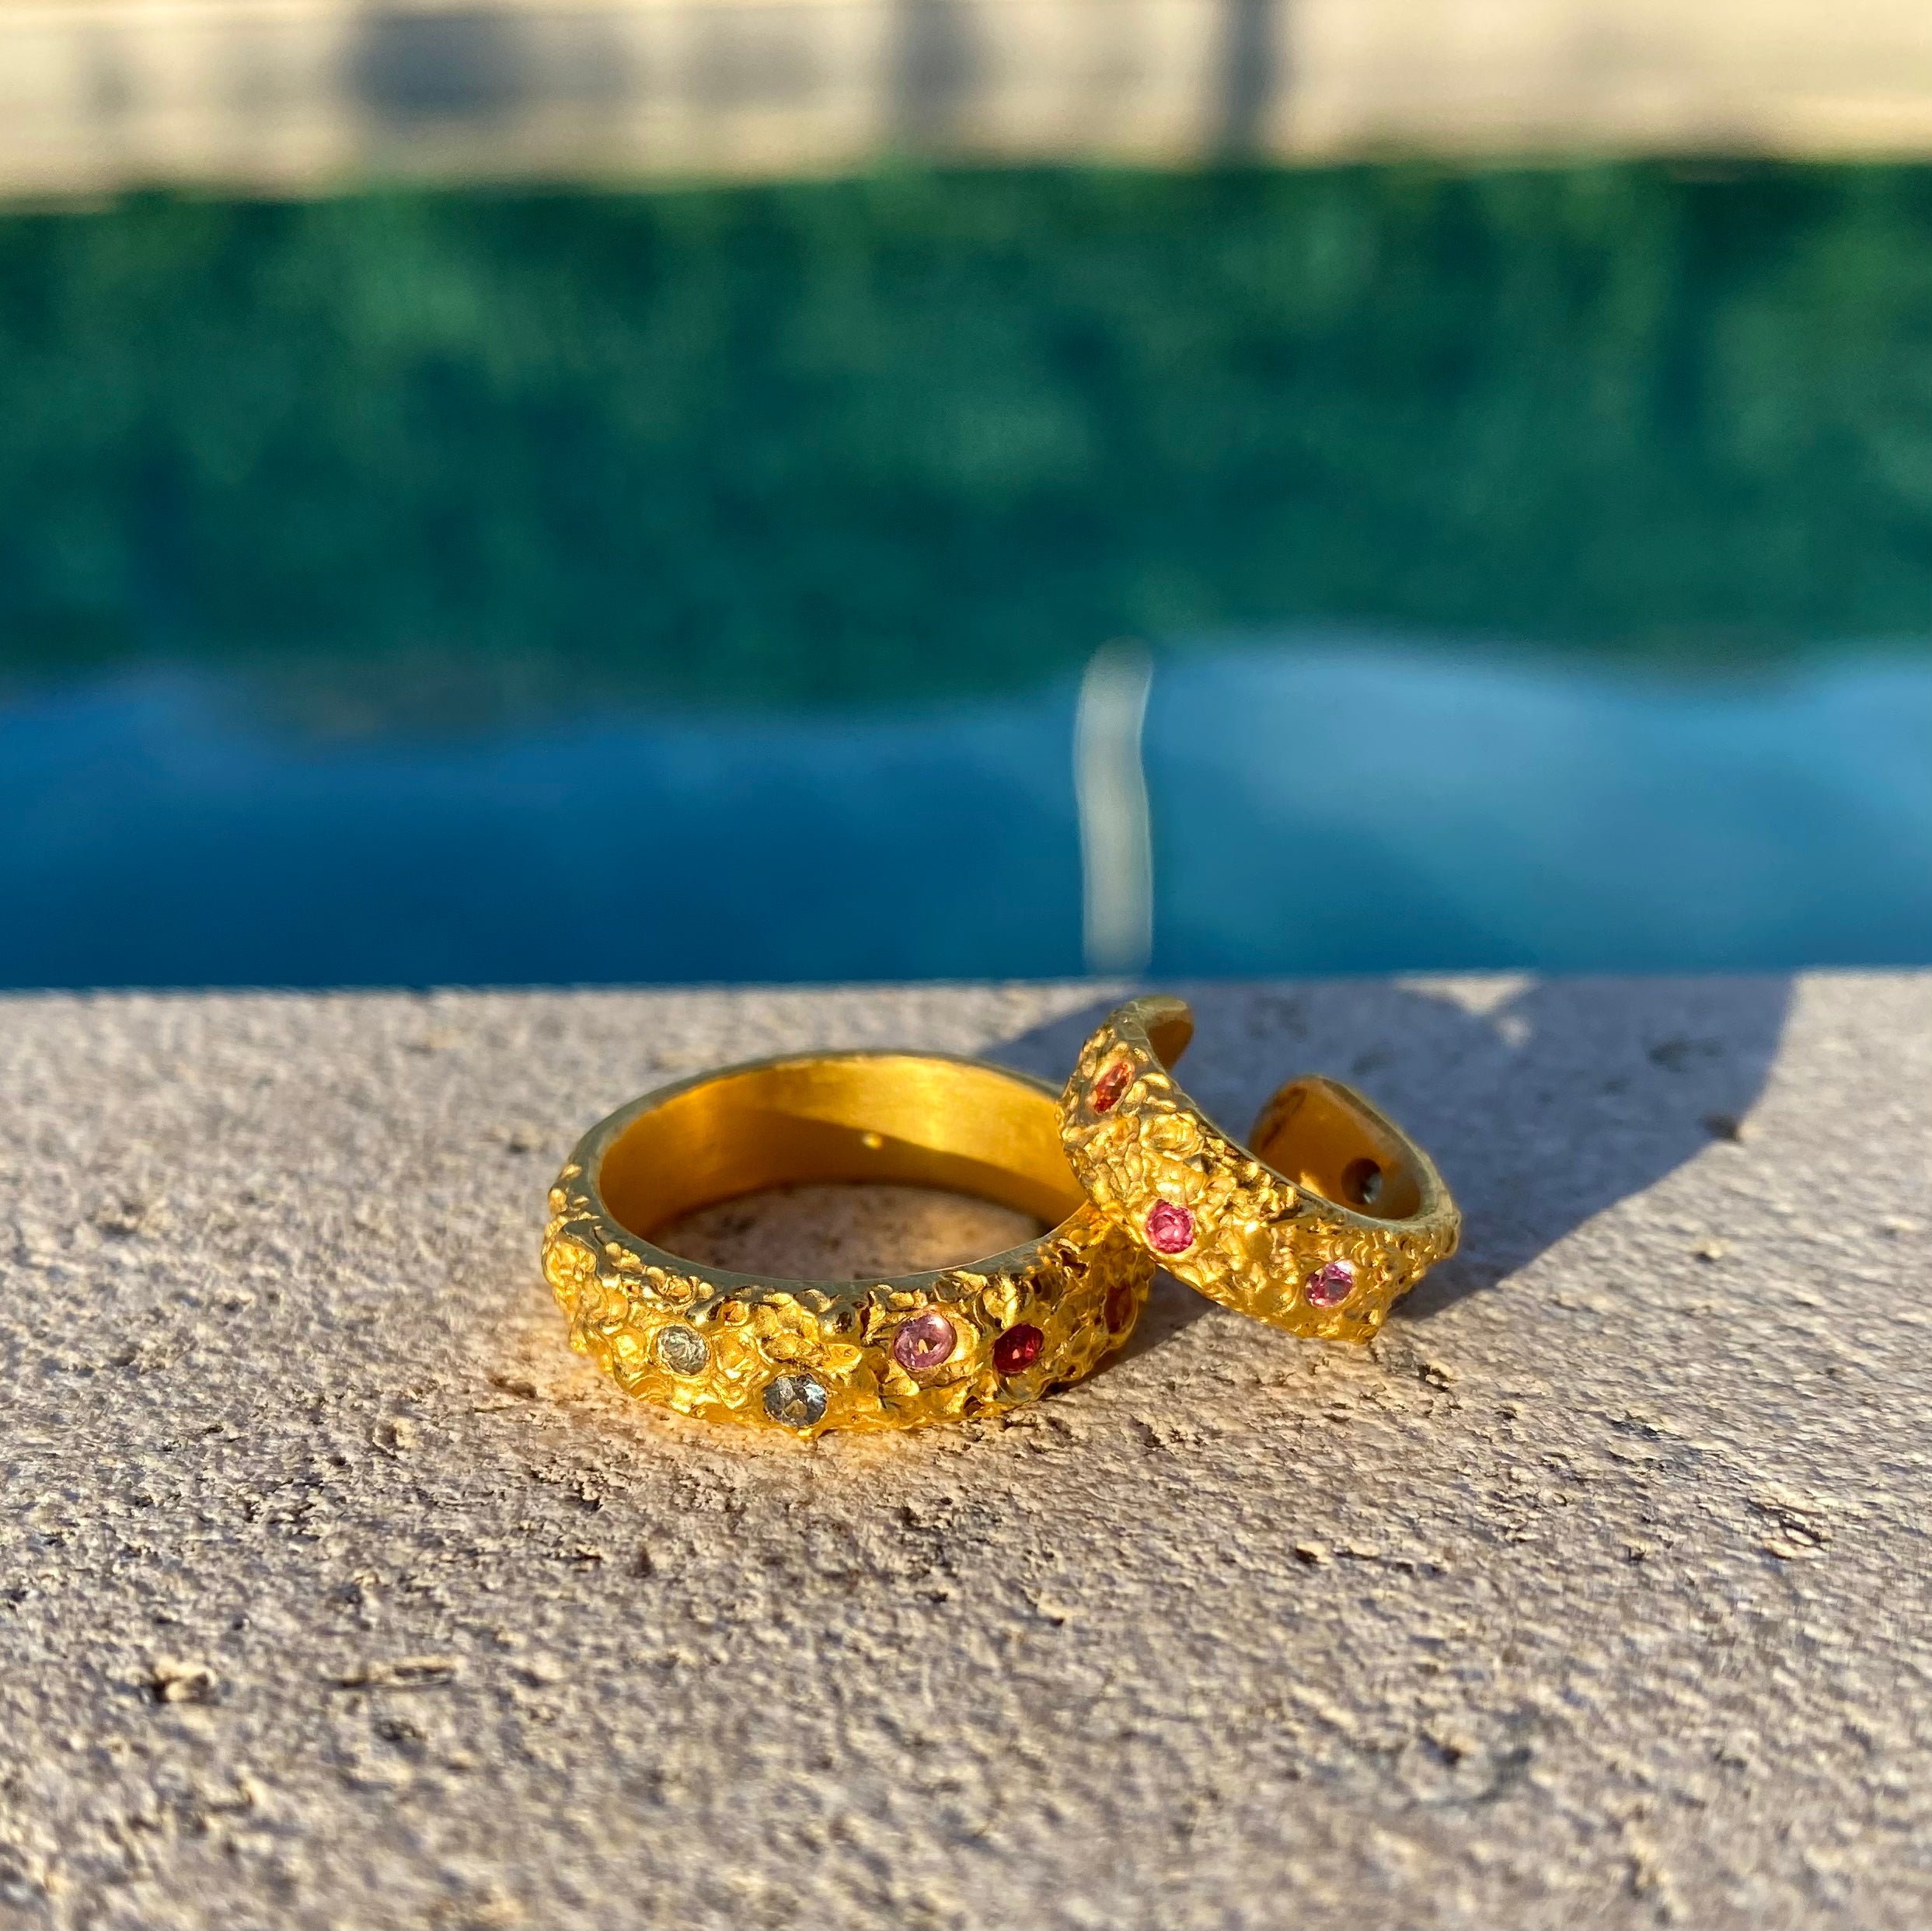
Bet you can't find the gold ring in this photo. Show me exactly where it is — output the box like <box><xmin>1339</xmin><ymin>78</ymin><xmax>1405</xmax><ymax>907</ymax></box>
<box><xmin>1058</xmin><ymin>996</ymin><xmax>1459</xmax><ymax>1340</ymax></box>
<box><xmin>544</xmin><ymin>1051</ymin><xmax>1155</xmax><ymax>1434</ymax></box>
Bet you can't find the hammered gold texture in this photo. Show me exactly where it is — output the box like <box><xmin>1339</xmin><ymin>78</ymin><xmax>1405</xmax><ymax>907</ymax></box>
<box><xmin>1062</xmin><ymin>1007</ymin><xmax>1459</xmax><ymax>1340</ymax></box>
<box><xmin>542</xmin><ymin>1173</ymin><xmax>1150</xmax><ymax>1435</ymax></box>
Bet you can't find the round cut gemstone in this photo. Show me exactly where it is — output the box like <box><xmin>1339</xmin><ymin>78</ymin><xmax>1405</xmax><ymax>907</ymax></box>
<box><xmin>992</xmin><ymin>1323</ymin><xmax>1044</xmax><ymax>1374</ymax></box>
<box><xmin>891</xmin><ymin>1310</ymin><xmax>955</xmax><ymax>1374</ymax></box>
<box><xmin>1145</xmin><ymin>1200</ymin><xmax>1196</xmax><ymax>1255</ymax></box>
<box><xmin>1090</xmin><ymin>1059</ymin><xmax>1132</xmax><ymax>1114</ymax></box>
<box><xmin>762</xmin><ymin>1372</ymin><xmax>829</xmax><ymax>1427</ymax></box>
<box><xmin>1304</xmin><ymin>1259</ymin><xmax>1357</xmax><ymax>1308</ymax></box>
<box><xmin>655</xmin><ymin>1324</ymin><xmax>709</xmax><ymax>1376</ymax></box>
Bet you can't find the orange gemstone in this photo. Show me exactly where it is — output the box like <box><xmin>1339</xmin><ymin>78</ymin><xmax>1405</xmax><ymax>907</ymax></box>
<box><xmin>1091</xmin><ymin>1060</ymin><xmax>1132</xmax><ymax>1113</ymax></box>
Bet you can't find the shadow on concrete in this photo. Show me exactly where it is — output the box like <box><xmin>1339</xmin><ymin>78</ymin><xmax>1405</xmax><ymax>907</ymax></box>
<box><xmin>345</xmin><ymin>5</ymin><xmax>641</xmax><ymax>135</ymax></box>
<box><xmin>891</xmin><ymin>0</ymin><xmax>985</xmax><ymax>147</ymax></box>
<box><xmin>350</xmin><ymin>8</ymin><xmax>534</xmax><ymax>126</ymax></box>
<box><xmin>1219</xmin><ymin>0</ymin><xmax>1284</xmax><ymax>155</ymax></box>
<box><xmin>989</xmin><ymin>974</ymin><xmax>1794</xmax><ymax>1329</ymax></box>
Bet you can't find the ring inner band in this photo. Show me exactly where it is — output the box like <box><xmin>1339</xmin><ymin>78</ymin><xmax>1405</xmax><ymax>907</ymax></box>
<box><xmin>597</xmin><ymin>1054</ymin><xmax>1083</xmax><ymax>1246</ymax></box>
<box><xmin>1248</xmin><ymin>1079</ymin><xmax>1426</xmax><ymax>1221</ymax></box>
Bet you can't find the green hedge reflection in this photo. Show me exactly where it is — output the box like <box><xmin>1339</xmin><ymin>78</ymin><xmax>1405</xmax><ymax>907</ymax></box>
<box><xmin>3</xmin><ymin>161</ymin><xmax>1930</xmax><ymax>707</ymax></box>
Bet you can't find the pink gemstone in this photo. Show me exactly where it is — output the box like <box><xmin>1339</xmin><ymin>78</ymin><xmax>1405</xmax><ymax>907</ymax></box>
<box><xmin>1145</xmin><ymin>1201</ymin><xmax>1195</xmax><ymax>1255</ymax></box>
<box><xmin>1304</xmin><ymin>1260</ymin><xmax>1357</xmax><ymax>1308</ymax></box>
<box><xmin>1091</xmin><ymin>1059</ymin><xmax>1132</xmax><ymax>1114</ymax></box>
<box><xmin>891</xmin><ymin>1310</ymin><xmax>955</xmax><ymax>1374</ymax></box>
<box><xmin>992</xmin><ymin>1323</ymin><xmax>1044</xmax><ymax>1374</ymax></box>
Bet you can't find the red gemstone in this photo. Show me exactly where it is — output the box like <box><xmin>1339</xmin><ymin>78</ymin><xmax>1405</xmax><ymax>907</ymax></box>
<box><xmin>891</xmin><ymin>1310</ymin><xmax>955</xmax><ymax>1373</ymax></box>
<box><xmin>1091</xmin><ymin>1059</ymin><xmax>1132</xmax><ymax>1114</ymax></box>
<box><xmin>1304</xmin><ymin>1260</ymin><xmax>1357</xmax><ymax>1308</ymax></box>
<box><xmin>1145</xmin><ymin>1200</ymin><xmax>1195</xmax><ymax>1255</ymax></box>
<box><xmin>992</xmin><ymin>1323</ymin><xmax>1044</xmax><ymax>1374</ymax></box>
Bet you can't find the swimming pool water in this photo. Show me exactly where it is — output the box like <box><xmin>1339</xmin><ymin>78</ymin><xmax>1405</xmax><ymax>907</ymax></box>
<box><xmin>6</xmin><ymin>163</ymin><xmax>1931</xmax><ymax>985</ymax></box>
<box><xmin>4</xmin><ymin>638</ymin><xmax>1926</xmax><ymax>988</ymax></box>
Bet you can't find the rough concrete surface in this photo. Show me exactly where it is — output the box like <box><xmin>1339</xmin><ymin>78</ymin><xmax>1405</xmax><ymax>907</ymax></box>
<box><xmin>2</xmin><ymin>974</ymin><xmax>1930</xmax><ymax>1930</ymax></box>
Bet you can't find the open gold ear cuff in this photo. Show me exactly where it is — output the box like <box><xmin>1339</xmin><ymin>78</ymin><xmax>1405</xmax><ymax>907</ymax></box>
<box><xmin>1058</xmin><ymin>996</ymin><xmax>1459</xmax><ymax>1340</ymax></box>
<box><xmin>544</xmin><ymin>1051</ymin><xmax>1154</xmax><ymax>1434</ymax></box>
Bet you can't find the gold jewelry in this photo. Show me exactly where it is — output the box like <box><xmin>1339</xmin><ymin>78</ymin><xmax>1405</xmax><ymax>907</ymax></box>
<box><xmin>1058</xmin><ymin>996</ymin><xmax>1459</xmax><ymax>1340</ymax></box>
<box><xmin>544</xmin><ymin>1051</ymin><xmax>1154</xmax><ymax>1434</ymax></box>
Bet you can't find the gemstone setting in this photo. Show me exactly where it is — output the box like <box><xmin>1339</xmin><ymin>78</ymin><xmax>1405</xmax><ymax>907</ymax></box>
<box><xmin>1145</xmin><ymin>1200</ymin><xmax>1196</xmax><ymax>1255</ymax></box>
<box><xmin>762</xmin><ymin>1372</ymin><xmax>829</xmax><ymax>1427</ymax></box>
<box><xmin>654</xmin><ymin>1323</ymin><xmax>710</xmax><ymax>1376</ymax></box>
<box><xmin>992</xmin><ymin>1323</ymin><xmax>1044</xmax><ymax>1374</ymax></box>
<box><xmin>1090</xmin><ymin>1059</ymin><xmax>1132</xmax><ymax>1114</ymax></box>
<box><xmin>1304</xmin><ymin>1259</ymin><xmax>1357</xmax><ymax>1308</ymax></box>
<box><xmin>1341</xmin><ymin>1157</ymin><xmax>1384</xmax><ymax>1208</ymax></box>
<box><xmin>891</xmin><ymin>1310</ymin><xmax>956</xmax><ymax>1374</ymax></box>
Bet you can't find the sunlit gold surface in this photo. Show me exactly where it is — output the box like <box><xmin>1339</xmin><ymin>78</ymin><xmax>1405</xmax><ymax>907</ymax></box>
<box><xmin>545</xmin><ymin>1052</ymin><xmax>1154</xmax><ymax>1435</ymax></box>
<box><xmin>1060</xmin><ymin>996</ymin><xmax>1460</xmax><ymax>1340</ymax></box>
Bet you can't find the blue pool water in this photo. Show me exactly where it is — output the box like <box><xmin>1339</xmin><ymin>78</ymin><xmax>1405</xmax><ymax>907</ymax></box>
<box><xmin>4</xmin><ymin>636</ymin><xmax>1927</xmax><ymax>988</ymax></box>
<box><xmin>7</xmin><ymin>167</ymin><xmax>1932</xmax><ymax>988</ymax></box>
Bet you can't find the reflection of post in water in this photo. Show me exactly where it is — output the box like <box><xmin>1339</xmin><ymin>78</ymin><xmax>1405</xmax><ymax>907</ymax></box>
<box><xmin>1076</xmin><ymin>640</ymin><xmax>1154</xmax><ymax>975</ymax></box>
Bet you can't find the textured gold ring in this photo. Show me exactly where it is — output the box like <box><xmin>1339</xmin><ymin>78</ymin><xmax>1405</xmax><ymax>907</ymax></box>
<box><xmin>1058</xmin><ymin>996</ymin><xmax>1459</xmax><ymax>1340</ymax></box>
<box><xmin>544</xmin><ymin>1051</ymin><xmax>1154</xmax><ymax>1435</ymax></box>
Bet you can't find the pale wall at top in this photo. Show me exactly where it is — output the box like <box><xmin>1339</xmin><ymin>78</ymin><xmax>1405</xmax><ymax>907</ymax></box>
<box><xmin>4</xmin><ymin>0</ymin><xmax>1932</xmax><ymax>200</ymax></box>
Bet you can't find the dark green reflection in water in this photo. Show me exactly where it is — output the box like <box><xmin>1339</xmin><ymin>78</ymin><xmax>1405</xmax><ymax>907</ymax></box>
<box><xmin>3</xmin><ymin>162</ymin><xmax>1930</xmax><ymax>709</ymax></box>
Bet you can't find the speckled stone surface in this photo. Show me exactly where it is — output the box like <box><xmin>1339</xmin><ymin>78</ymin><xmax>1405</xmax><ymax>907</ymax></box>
<box><xmin>2</xmin><ymin>975</ymin><xmax>1928</xmax><ymax>1930</ymax></box>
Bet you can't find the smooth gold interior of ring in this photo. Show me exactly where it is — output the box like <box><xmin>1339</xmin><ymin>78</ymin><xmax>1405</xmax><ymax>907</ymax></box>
<box><xmin>1248</xmin><ymin>1079</ymin><xmax>1425</xmax><ymax>1221</ymax></box>
<box><xmin>595</xmin><ymin>1055</ymin><xmax>1083</xmax><ymax>1246</ymax></box>
<box><xmin>1139</xmin><ymin>1005</ymin><xmax>1195</xmax><ymax>1072</ymax></box>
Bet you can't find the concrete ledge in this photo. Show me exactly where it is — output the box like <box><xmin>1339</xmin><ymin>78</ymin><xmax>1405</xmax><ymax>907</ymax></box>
<box><xmin>2</xmin><ymin>974</ymin><xmax>1927</xmax><ymax>1926</ymax></box>
<box><xmin>5</xmin><ymin>0</ymin><xmax>1932</xmax><ymax>201</ymax></box>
